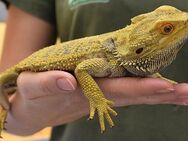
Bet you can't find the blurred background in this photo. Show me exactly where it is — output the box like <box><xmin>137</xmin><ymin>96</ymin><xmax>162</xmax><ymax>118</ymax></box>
<box><xmin>0</xmin><ymin>2</ymin><xmax>7</xmax><ymax>21</ymax></box>
<box><xmin>0</xmin><ymin>2</ymin><xmax>6</xmax><ymax>55</ymax></box>
<box><xmin>0</xmin><ymin>1</ymin><xmax>51</xmax><ymax>141</ymax></box>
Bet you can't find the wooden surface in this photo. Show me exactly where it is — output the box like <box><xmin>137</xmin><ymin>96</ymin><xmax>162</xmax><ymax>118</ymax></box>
<box><xmin>0</xmin><ymin>22</ymin><xmax>51</xmax><ymax>141</ymax></box>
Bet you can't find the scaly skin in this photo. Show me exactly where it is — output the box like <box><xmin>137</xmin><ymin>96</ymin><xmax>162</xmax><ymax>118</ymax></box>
<box><xmin>0</xmin><ymin>5</ymin><xmax>188</xmax><ymax>134</ymax></box>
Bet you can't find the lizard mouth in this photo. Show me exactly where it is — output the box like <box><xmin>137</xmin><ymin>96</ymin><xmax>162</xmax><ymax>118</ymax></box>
<box><xmin>122</xmin><ymin>33</ymin><xmax>188</xmax><ymax>76</ymax></box>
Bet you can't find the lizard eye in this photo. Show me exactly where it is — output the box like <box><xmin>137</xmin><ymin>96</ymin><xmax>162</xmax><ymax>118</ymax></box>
<box><xmin>161</xmin><ymin>23</ymin><xmax>174</xmax><ymax>35</ymax></box>
<box><xmin>136</xmin><ymin>47</ymin><xmax>144</xmax><ymax>54</ymax></box>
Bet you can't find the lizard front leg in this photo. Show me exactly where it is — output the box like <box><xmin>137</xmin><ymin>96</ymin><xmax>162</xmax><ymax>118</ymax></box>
<box><xmin>151</xmin><ymin>73</ymin><xmax>177</xmax><ymax>84</ymax></box>
<box><xmin>75</xmin><ymin>58</ymin><xmax>118</xmax><ymax>133</ymax></box>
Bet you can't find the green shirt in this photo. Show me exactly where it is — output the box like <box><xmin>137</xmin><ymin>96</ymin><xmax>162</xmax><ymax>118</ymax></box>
<box><xmin>5</xmin><ymin>0</ymin><xmax>188</xmax><ymax>141</ymax></box>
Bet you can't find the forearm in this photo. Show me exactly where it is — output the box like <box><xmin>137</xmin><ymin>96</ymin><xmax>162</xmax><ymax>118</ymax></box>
<box><xmin>0</xmin><ymin>5</ymin><xmax>56</xmax><ymax>71</ymax></box>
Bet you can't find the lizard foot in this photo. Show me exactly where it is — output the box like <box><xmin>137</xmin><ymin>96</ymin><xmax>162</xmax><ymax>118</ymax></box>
<box><xmin>88</xmin><ymin>98</ymin><xmax>117</xmax><ymax>133</ymax></box>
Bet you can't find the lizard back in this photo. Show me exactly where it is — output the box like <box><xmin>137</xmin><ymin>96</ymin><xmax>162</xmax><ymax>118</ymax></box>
<box><xmin>15</xmin><ymin>35</ymin><xmax>107</xmax><ymax>72</ymax></box>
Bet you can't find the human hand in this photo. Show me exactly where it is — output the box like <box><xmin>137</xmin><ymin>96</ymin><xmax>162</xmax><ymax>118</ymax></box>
<box><xmin>5</xmin><ymin>71</ymin><xmax>188</xmax><ymax>135</ymax></box>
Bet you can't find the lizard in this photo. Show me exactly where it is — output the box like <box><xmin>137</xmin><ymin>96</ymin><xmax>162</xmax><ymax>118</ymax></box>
<box><xmin>0</xmin><ymin>5</ymin><xmax>188</xmax><ymax>135</ymax></box>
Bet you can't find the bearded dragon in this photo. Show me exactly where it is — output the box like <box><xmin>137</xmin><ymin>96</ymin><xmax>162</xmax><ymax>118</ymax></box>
<box><xmin>0</xmin><ymin>5</ymin><xmax>188</xmax><ymax>135</ymax></box>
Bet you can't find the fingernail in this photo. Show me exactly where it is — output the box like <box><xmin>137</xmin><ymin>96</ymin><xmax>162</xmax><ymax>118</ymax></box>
<box><xmin>156</xmin><ymin>88</ymin><xmax>175</xmax><ymax>94</ymax></box>
<box><xmin>57</xmin><ymin>78</ymin><xmax>76</xmax><ymax>91</ymax></box>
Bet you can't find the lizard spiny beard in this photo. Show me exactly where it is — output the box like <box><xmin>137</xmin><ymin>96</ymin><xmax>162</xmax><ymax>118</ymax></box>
<box><xmin>121</xmin><ymin>35</ymin><xmax>188</xmax><ymax>76</ymax></box>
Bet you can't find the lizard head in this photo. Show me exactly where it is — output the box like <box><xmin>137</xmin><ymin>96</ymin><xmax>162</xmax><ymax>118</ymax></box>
<box><xmin>116</xmin><ymin>5</ymin><xmax>188</xmax><ymax>76</ymax></box>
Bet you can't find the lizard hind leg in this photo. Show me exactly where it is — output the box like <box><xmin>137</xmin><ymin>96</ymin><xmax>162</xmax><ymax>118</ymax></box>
<box><xmin>0</xmin><ymin>68</ymin><xmax>19</xmax><ymax>136</ymax></box>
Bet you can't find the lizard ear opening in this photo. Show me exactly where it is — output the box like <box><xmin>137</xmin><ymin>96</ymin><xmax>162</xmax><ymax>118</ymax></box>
<box><xmin>101</xmin><ymin>38</ymin><xmax>116</xmax><ymax>53</ymax></box>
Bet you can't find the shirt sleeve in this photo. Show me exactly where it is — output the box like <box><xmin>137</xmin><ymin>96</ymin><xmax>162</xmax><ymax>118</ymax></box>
<box><xmin>1</xmin><ymin>0</ymin><xmax>56</xmax><ymax>25</ymax></box>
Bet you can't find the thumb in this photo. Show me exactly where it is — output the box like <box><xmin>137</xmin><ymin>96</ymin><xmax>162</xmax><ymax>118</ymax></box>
<box><xmin>17</xmin><ymin>71</ymin><xmax>77</xmax><ymax>99</ymax></box>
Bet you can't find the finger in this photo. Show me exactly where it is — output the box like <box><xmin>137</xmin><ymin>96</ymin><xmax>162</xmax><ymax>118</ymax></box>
<box><xmin>17</xmin><ymin>71</ymin><xmax>77</xmax><ymax>99</ymax></box>
<box><xmin>125</xmin><ymin>93</ymin><xmax>178</xmax><ymax>105</ymax></box>
<box><xmin>173</xmin><ymin>83</ymin><xmax>188</xmax><ymax>97</ymax></box>
<box><xmin>169</xmin><ymin>83</ymin><xmax>188</xmax><ymax>105</ymax></box>
<box><xmin>97</xmin><ymin>77</ymin><xmax>175</xmax><ymax>97</ymax></box>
